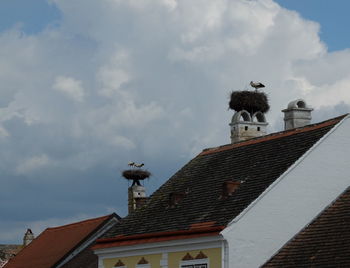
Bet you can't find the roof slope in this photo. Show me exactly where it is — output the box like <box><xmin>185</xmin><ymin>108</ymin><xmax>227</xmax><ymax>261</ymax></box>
<box><xmin>105</xmin><ymin>115</ymin><xmax>346</xmax><ymax>240</ymax></box>
<box><xmin>263</xmin><ymin>187</ymin><xmax>350</xmax><ymax>267</ymax></box>
<box><xmin>5</xmin><ymin>214</ymin><xmax>116</xmax><ymax>268</ymax></box>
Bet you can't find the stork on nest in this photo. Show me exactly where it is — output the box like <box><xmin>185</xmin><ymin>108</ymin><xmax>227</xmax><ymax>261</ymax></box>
<box><xmin>250</xmin><ymin>81</ymin><xmax>265</xmax><ymax>91</ymax></box>
<box><xmin>229</xmin><ymin>90</ymin><xmax>270</xmax><ymax>114</ymax></box>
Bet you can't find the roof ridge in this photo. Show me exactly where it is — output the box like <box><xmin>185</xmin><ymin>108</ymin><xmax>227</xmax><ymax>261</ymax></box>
<box><xmin>45</xmin><ymin>214</ymin><xmax>113</xmax><ymax>231</ymax></box>
<box><xmin>200</xmin><ymin>113</ymin><xmax>348</xmax><ymax>156</ymax></box>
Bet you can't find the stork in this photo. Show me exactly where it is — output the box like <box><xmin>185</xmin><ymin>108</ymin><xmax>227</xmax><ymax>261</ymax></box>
<box><xmin>250</xmin><ymin>81</ymin><xmax>265</xmax><ymax>91</ymax></box>
<box><xmin>134</xmin><ymin>163</ymin><xmax>144</xmax><ymax>168</ymax></box>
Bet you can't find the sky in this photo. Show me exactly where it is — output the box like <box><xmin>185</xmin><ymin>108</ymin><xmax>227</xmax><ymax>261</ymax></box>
<box><xmin>1</xmin><ymin>0</ymin><xmax>350</xmax><ymax>244</ymax></box>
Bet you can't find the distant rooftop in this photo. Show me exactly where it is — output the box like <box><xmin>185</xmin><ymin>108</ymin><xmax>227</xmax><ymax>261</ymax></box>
<box><xmin>5</xmin><ymin>214</ymin><xmax>118</xmax><ymax>268</ymax></box>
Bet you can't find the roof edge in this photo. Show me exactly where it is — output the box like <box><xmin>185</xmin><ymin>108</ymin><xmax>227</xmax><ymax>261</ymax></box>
<box><xmin>263</xmin><ymin>186</ymin><xmax>350</xmax><ymax>267</ymax></box>
<box><xmin>200</xmin><ymin>114</ymin><xmax>348</xmax><ymax>156</ymax></box>
<box><xmin>92</xmin><ymin>226</ymin><xmax>225</xmax><ymax>250</ymax></box>
<box><xmin>46</xmin><ymin>213</ymin><xmax>118</xmax><ymax>231</ymax></box>
<box><xmin>53</xmin><ymin>213</ymin><xmax>120</xmax><ymax>268</ymax></box>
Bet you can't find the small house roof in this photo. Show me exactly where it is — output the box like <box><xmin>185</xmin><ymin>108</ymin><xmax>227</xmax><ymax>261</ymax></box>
<box><xmin>5</xmin><ymin>214</ymin><xmax>118</xmax><ymax>268</ymax></box>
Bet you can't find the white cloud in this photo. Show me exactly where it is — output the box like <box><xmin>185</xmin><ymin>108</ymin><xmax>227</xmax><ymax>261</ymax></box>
<box><xmin>0</xmin><ymin>0</ymin><xmax>348</xmax><ymax>177</ymax></box>
<box><xmin>52</xmin><ymin>76</ymin><xmax>85</xmax><ymax>102</ymax></box>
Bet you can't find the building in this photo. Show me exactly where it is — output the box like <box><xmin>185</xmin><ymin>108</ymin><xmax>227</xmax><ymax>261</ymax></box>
<box><xmin>0</xmin><ymin>229</ymin><xmax>35</xmax><ymax>267</ymax></box>
<box><xmin>263</xmin><ymin>186</ymin><xmax>350</xmax><ymax>267</ymax></box>
<box><xmin>0</xmin><ymin>245</ymin><xmax>21</xmax><ymax>268</ymax></box>
<box><xmin>93</xmin><ymin>96</ymin><xmax>350</xmax><ymax>267</ymax></box>
<box><xmin>5</xmin><ymin>214</ymin><xmax>120</xmax><ymax>268</ymax></box>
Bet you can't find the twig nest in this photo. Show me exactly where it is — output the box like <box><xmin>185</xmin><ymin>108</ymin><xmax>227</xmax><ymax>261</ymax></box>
<box><xmin>229</xmin><ymin>90</ymin><xmax>270</xmax><ymax>114</ymax></box>
<box><xmin>122</xmin><ymin>169</ymin><xmax>151</xmax><ymax>181</ymax></box>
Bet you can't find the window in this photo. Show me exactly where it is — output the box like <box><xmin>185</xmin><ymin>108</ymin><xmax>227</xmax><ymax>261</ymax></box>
<box><xmin>245</xmin><ymin>126</ymin><xmax>248</xmax><ymax>131</ymax></box>
<box><xmin>181</xmin><ymin>264</ymin><xmax>208</xmax><ymax>268</ymax></box>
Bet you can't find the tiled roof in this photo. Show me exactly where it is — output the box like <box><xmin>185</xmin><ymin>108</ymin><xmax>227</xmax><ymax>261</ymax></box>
<box><xmin>103</xmin><ymin>115</ymin><xmax>346</xmax><ymax>242</ymax></box>
<box><xmin>5</xmin><ymin>214</ymin><xmax>116</xmax><ymax>268</ymax></box>
<box><xmin>94</xmin><ymin>226</ymin><xmax>223</xmax><ymax>250</ymax></box>
<box><xmin>263</xmin><ymin>187</ymin><xmax>350</xmax><ymax>267</ymax></box>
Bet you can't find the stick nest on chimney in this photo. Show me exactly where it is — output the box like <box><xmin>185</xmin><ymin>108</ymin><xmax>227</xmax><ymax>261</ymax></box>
<box><xmin>122</xmin><ymin>169</ymin><xmax>151</xmax><ymax>181</ymax></box>
<box><xmin>229</xmin><ymin>90</ymin><xmax>270</xmax><ymax>114</ymax></box>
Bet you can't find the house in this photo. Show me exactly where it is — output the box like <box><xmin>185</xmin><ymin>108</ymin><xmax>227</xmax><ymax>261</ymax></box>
<box><xmin>5</xmin><ymin>214</ymin><xmax>120</xmax><ymax>268</ymax></box>
<box><xmin>0</xmin><ymin>245</ymin><xmax>21</xmax><ymax>268</ymax></box>
<box><xmin>92</xmin><ymin>95</ymin><xmax>350</xmax><ymax>267</ymax></box>
<box><xmin>263</xmin><ymin>186</ymin><xmax>350</xmax><ymax>267</ymax></box>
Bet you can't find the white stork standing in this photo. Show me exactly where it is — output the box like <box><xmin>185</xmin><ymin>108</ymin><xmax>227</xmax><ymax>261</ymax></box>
<box><xmin>250</xmin><ymin>81</ymin><xmax>265</xmax><ymax>91</ymax></box>
<box><xmin>134</xmin><ymin>163</ymin><xmax>144</xmax><ymax>168</ymax></box>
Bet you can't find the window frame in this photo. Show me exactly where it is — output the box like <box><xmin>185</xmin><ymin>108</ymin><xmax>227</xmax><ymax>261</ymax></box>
<box><xmin>179</xmin><ymin>258</ymin><xmax>209</xmax><ymax>268</ymax></box>
<box><xmin>136</xmin><ymin>264</ymin><xmax>150</xmax><ymax>268</ymax></box>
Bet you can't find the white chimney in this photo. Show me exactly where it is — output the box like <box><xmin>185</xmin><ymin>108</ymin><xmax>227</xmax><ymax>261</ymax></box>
<box><xmin>282</xmin><ymin>99</ymin><xmax>313</xmax><ymax>130</ymax></box>
<box><xmin>230</xmin><ymin>110</ymin><xmax>268</xmax><ymax>143</ymax></box>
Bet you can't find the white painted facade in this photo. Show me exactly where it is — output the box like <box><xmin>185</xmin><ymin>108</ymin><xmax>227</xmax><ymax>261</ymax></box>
<box><xmin>221</xmin><ymin>115</ymin><xmax>350</xmax><ymax>268</ymax></box>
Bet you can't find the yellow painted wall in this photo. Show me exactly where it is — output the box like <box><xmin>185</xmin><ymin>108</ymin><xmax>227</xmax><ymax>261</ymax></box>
<box><xmin>169</xmin><ymin>248</ymin><xmax>221</xmax><ymax>268</ymax></box>
<box><xmin>104</xmin><ymin>253</ymin><xmax>162</xmax><ymax>268</ymax></box>
<box><xmin>103</xmin><ymin>247</ymin><xmax>221</xmax><ymax>268</ymax></box>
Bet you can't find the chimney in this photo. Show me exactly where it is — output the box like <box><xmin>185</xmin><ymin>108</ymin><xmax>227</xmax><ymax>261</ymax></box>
<box><xmin>122</xmin><ymin>166</ymin><xmax>151</xmax><ymax>214</ymax></box>
<box><xmin>229</xmin><ymin>90</ymin><xmax>269</xmax><ymax>143</ymax></box>
<box><xmin>128</xmin><ymin>185</ymin><xmax>148</xmax><ymax>213</ymax></box>
<box><xmin>282</xmin><ymin>99</ymin><xmax>313</xmax><ymax>130</ymax></box>
<box><xmin>23</xmin><ymin>229</ymin><xmax>34</xmax><ymax>246</ymax></box>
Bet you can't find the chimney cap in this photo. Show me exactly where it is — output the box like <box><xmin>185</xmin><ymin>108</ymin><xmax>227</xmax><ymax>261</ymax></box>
<box><xmin>283</xmin><ymin>99</ymin><xmax>313</xmax><ymax>111</ymax></box>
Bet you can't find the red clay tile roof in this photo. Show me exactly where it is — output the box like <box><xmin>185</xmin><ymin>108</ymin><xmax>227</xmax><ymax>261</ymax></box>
<box><xmin>5</xmin><ymin>214</ymin><xmax>116</xmax><ymax>268</ymax></box>
<box><xmin>102</xmin><ymin>114</ymin><xmax>347</xmax><ymax>246</ymax></box>
<box><xmin>263</xmin><ymin>187</ymin><xmax>350</xmax><ymax>267</ymax></box>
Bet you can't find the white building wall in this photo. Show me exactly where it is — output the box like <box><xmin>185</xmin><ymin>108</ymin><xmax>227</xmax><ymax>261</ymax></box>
<box><xmin>222</xmin><ymin>115</ymin><xmax>350</xmax><ymax>268</ymax></box>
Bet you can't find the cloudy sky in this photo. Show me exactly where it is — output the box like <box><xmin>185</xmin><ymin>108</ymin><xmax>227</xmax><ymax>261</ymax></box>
<box><xmin>1</xmin><ymin>0</ymin><xmax>350</xmax><ymax>244</ymax></box>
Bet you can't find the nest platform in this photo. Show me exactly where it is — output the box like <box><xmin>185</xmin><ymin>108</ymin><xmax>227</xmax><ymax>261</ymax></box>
<box><xmin>229</xmin><ymin>90</ymin><xmax>270</xmax><ymax>114</ymax></box>
<box><xmin>122</xmin><ymin>169</ymin><xmax>151</xmax><ymax>186</ymax></box>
